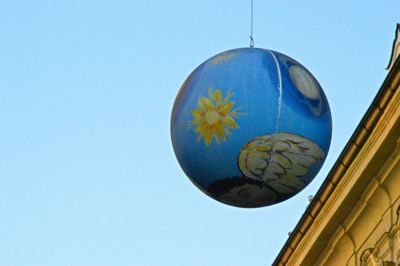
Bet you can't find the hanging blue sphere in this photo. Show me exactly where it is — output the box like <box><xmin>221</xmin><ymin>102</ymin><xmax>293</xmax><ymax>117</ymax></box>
<box><xmin>171</xmin><ymin>48</ymin><xmax>332</xmax><ymax>208</ymax></box>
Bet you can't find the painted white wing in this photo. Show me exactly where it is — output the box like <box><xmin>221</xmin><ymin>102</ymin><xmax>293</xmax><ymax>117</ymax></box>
<box><xmin>238</xmin><ymin>133</ymin><xmax>325</xmax><ymax>195</ymax></box>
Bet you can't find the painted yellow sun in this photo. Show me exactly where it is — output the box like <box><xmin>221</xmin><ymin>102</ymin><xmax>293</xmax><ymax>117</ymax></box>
<box><xmin>191</xmin><ymin>88</ymin><xmax>243</xmax><ymax>146</ymax></box>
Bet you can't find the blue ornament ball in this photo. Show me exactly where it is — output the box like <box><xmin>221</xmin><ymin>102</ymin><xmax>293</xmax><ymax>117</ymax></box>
<box><xmin>171</xmin><ymin>48</ymin><xmax>332</xmax><ymax>208</ymax></box>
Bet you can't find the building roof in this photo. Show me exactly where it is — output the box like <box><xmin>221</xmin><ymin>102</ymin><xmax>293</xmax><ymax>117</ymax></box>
<box><xmin>387</xmin><ymin>23</ymin><xmax>400</xmax><ymax>70</ymax></box>
<box><xmin>273</xmin><ymin>24</ymin><xmax>400</xmax><ymax>266</ymax></box>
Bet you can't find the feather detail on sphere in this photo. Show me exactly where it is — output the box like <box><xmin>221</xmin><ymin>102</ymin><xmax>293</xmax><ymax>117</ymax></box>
<box><xmin>238</xmin><ymin>133</ymin><xmax>325</xmax><ymax>195</ymax></box>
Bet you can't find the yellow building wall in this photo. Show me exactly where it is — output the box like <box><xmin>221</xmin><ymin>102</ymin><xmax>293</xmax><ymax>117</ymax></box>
<box><xmin>316</xmin><ymin>143</ymin><xmax>400</xmax><ymax>265</ymax></box>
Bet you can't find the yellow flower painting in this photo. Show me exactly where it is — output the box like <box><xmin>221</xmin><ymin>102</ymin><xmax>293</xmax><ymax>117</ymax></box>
<box><xmin>191</xmin><ymin>88</ymin><xmax>243</xmax><ymax>145</ymax></box>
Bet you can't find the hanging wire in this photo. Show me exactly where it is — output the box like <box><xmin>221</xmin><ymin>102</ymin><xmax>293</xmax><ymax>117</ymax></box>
<box><xmin>250</xmin><ymin>0</ymin><xmax>254</xmax><ymax>47</ymax></box>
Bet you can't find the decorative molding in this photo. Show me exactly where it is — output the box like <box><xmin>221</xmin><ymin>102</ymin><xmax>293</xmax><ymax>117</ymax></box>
<box><xmin>360</xmin><ymin>248</ymin><xmax>382</xmax><ymax>266</ymax></box>
<box><xmin>382</xmin><ymin>262</ymin><xmax>395</xmax><ymax>266</ymax></box>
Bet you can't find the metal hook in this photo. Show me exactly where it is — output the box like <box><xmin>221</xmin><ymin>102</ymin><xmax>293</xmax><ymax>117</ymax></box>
<box><xmin>250</xmin><ymin>36</ymin><xmax>254</xmax><ymax>48</ymax></box>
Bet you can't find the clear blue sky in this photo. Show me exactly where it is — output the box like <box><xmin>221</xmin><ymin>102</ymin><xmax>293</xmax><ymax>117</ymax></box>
<box><xmin>0</xmin><ymin>1</ymin><xmax>399</xmax><ymax>265</ymax></box>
